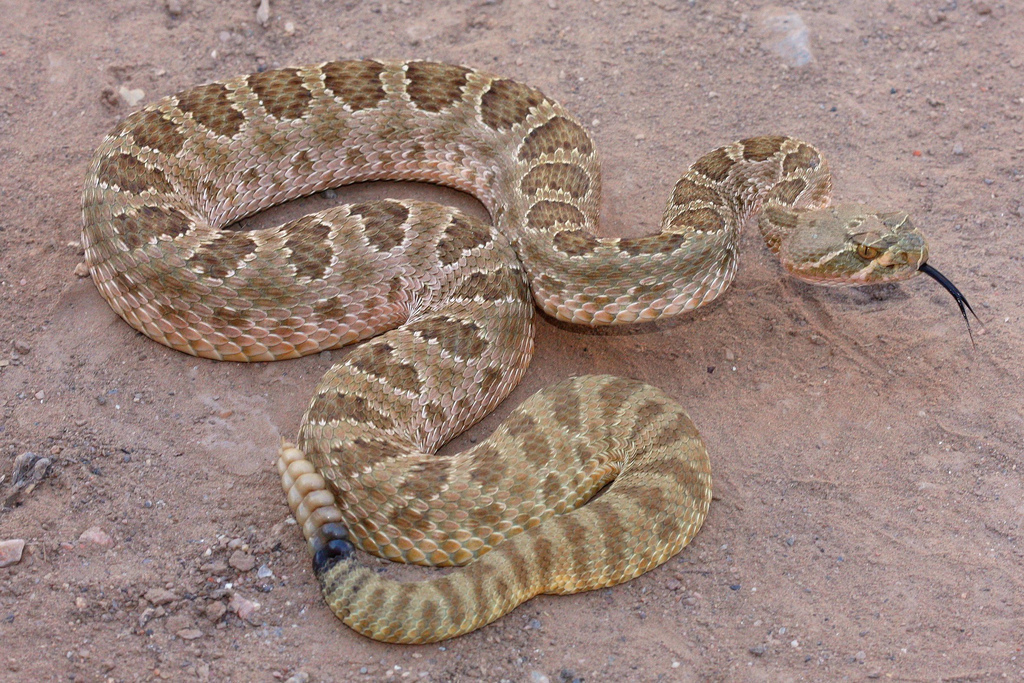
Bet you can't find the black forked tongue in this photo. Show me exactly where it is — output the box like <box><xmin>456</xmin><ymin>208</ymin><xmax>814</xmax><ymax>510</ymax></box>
<box><xmin>919</xmin><ymin>262</ymin><xmax>981</xmax><ymax>345</ymax></box>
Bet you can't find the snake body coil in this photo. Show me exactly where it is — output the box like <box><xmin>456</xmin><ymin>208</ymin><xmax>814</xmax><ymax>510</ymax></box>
<box><xmin>84</xmin><ymin>60</ymin><xmax>936</xmax><ymax>643</ymax></box>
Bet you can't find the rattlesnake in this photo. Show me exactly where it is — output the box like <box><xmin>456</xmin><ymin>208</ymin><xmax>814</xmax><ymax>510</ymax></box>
<box><xmin>82</xmin><ymin>60</ymin><xmax>966</xmax><ymax>644</ymax></box>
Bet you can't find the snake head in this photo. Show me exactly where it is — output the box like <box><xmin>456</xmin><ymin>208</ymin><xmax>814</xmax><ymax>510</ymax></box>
<box><xmin>781</xmin><ymin>204</ymin><xmax>979</xmax><ymax>340</ymax></box>
<box><xmin>781</xmin><ymin>205</ymin><xmax>928</xmax><ymax>286</ymax></box>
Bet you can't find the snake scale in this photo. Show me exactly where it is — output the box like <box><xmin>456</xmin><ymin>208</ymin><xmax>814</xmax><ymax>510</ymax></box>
<box><xmin>82</xmin><ymin>60</ymin><xmax>963</xmax><ymax>644</ymax></box>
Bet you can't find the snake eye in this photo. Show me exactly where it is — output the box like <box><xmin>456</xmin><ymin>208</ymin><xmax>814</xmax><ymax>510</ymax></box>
<box><xmin>856</xmin><ymin>244</ymin><xmax>881</xmax><ymax>260</ymax></box>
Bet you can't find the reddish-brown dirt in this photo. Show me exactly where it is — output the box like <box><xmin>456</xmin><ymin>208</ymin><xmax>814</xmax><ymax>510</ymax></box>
<box><xmin>1</xmin><ymin>1</ymin><xmax>1021</xmax><ymax>680</ymax></box>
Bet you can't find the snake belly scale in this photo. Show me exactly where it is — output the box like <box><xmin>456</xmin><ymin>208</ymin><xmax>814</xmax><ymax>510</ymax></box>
<box><xmin>83</xmin><ymin>60</ymin><xmax>931</xmax><ymax>643</ymax></box>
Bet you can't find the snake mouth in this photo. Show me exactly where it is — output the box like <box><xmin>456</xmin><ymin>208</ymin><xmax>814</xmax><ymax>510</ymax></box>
<box><xmin>919</xmin><ymin>262</ymin><xmax>980</xmax><ymax>343</ymax></box>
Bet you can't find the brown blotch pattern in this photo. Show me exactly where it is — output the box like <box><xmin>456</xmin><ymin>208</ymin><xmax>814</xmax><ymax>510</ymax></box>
<box><xmin>395</xmin><ymin>459</ymin><xmax>451</xmax><ymax>502</ymax></box>
<box><xmin>782</xmin><ymin>143</ymin><xmax>821</xmax><ymax>175</ymax></box>
<box><xmin>526</xmin><ymin>200</ymin><xmax>586</xmax><ymax>231</ymax></box>
<box><xmin>668</xmin><ymin>207</ymin><xmax>726</xmax><ymax>235</ymax></box>
<box><xmin>340</xmin><ymin>435</ymin><xmax>402</xmax><ymax>470</ymax></box>
<box><xmin>480</xmin><ymin>78</ymin><xmax>545</xmax><ymax>131</ymax></box>
<box><xmin>436</xmin><ymin>215</ymin><xmax>492</xmax><ymax>266</ymax></box>
<box><xmin>767</xmin><ymin>178</ymin><xmax>807</xmax><ymax>205</ymax></box>
<box><xmin>670</xmin><ymin>177</ymin><xmax>722</xmax><ymax>208</ymax></box>
<box><xmin>405</xmin><ymin>62</ymin><xmax>472</xmax><ymax>113</ymax></box>
<box><xmin>96</xmin><ymin>154</ymin><xmax>174</xmax><ymax>195</ymax></box>
<box><xmin>126</xmin><ymin>109</ymin><xmax>186</xmax><ymax>156</ymax></box>
<box><xmin>283</xmin><ymin>215</ymin><xmax>333</xmax><ymax>281</ymax></box>
<box><xmin>187</xmin><ymin>232</ymin><xmax>258</xmax><ymax>279</ymax></box>
<box><xmin>176</xmin><ymin>83</ymin><xmax>244</xmax><ymax>138</ymax></box>
<box><xmin>350</xmin><ymin>201</ymin><xmax>409</xmax><ymax>253</ymax></box>
<box><xmin>310</xmin><ymin>391</ymin><xmax>394</xmax><ymax>430</ymax></box>
<box><xmin>551</xmin><ymin>229</ymin><xmax>601</xmax><ymax>257</ymax></box>
<box><xmin>321</xmin><ymin>60</ymin><xmax>387</xmax><ymax>111</ymax></box>
<box><xmin>690</xmin><ymin>148</ymin><xmax>735</xmax><ymax>183</ymax></box>
<box><xmin>349</xmin><ymin>342</ymin><xmax>423</xmax><ymax>394</ymax></box>
<box><xmin>110</xmin><ymin>205</ymin><xmax>192</xmax><ymax>249</ymax></box>
<box><xmin>520</xmin><ymin>162</ymin><xmax>590</xmax><ymax>199</ymax></box>
<box><xmin>618</xmin><ymin>232</ymin><xmax>689</xmax><ymax>257</ymax></box>
<box><xmin>469</xmin><ymin>444</ymin><xmax>510</xmax><ymax>490</ymax></box>
<box><xmin>407</xmin><ymin>317</ymin><xmax>488</xmax><ymax>359</ymax></box>
<box><xmin>451</xmin><ymin>268</ymin><xmax>518</xmax><ymax>302</ymax></box>
<box><xmin>741</xmin><ymin>135</ymin><xmax>788</xmax><ymax>162</ymax></box>
<box><xmin>248</xmin><ymin>68</ymin><xmax>312</xmax><ymax>120</ymax></box>
<box><xmin>518</xmin><ymin>116</ymin><xmax>594</xmax><ymax>161</ymax></box>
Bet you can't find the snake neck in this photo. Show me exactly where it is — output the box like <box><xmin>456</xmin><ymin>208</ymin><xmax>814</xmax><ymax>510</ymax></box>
<box><xmin>497</xmin><ymin>135</ymin><xmax>833</xmax><ymax>325</ymax></box>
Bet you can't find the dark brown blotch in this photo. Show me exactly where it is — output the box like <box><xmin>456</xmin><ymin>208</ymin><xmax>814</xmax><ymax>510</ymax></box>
<box><xmin>518</xmin><ymin>116</ymin><xmax>594</xmax><ymax>161</ymax></box>
<box><xmin>628</xmin><ymin>399</ymin><xmax>667</xmax><ymax>444</ymax></box>
<box><xmin>741</xmin><ymin>135</ymin><xmax>788</xmax><ymax>162</ymax></box>
<box><xmin>247</xmin><ymin>68</ymin><xmax>312</xmax><ymax>120</ymax></box>
<box><xmin>548</xmin><ymin>380</ymin><xmax>582</xmax><ymax>432</ymax></box>
<box><xmin>503</xmin><ymin>411</ymin><xmax>537</xmax><ymax>438</ymax></box>
<box><xmin>310</xmin><ymin>391</ymin><xmax>394</xmax><ymax>430</ymax></box>
<box><xmin>96</xmin><ymin>153</ymin><xmax>174</xmax><ymax>195</ymax></box>
<box><xmin>520</xmin><ymin>162</ymin><xmax>590</xmax><ymax>199</ymax></box>
<box><xmin>350</xmin><ymin>201</ymin><xmax>409</xmax><ymax>253</ymax></box>
<box><xmin>451</xmin><ymin>267</ymin><xmax>520</xmax><ymax>302</ymax></box>
<box><xmin>349</xmin><ymin>342</ymin><xmax>422</xmax><ymax>394</ymax></box>
<box><xmin>480</xmin><ymin>78</ymin><xmax>545</xmax><ymax>131</ymax></box>
<box><xmin>110</xmin><ymin>205</ymin><xmax>192</xmax><ymax>249</ymax></box>
<box><xmin>667</xmin><ymin>207</ymin><xmax>726</xmax><ymax>234</ymax></box>
<box><xmin>767</xmin><ymin>178</ymin><xmax>807</xmax><ymax>206</ymax></box>
<box><xmin>322</xmin><ymin>60</ymin><xmax>387</xmax><ymax>111</ymax></box>
<box><xmin>407</xmin><ymin>317</ymin><xmax>488</xmax><ymax>359</ymax></box>
<box><xmin>690</xmin><ymin>147</ymin><xmax>735</xmax><ymax>183</ymax></box>
<box><xmin>405</xmin><ymin>62</ymin><xmax>472</xmax><ymax>113</ymax></box>
<box><xmin>436</xmin><ymin>215</ymin><xmax>492</xmax><ymax>266</ymax></box>
<box><xmin>396</xmin><ymin>458</ymin><xmax>452</xmax><ymax>503</ymax></box>
<box><xmin>551</xmin><ymin>229</ymin><xmax>601</xmax><ymax>257</ymax></box>
<box><xmin>527</xmin><ymin>200</ymin><xmax>586</xmax><ymax>232</ymax></box>
<box><xmin>283</xmin><ymin>215</ymin><xmax>333</xmax><ymax>281</ymax></box>
<box><xmin>469</xmin><ymin>444</ymin><xmax>509</xmax><ymax>490</ymax></box>
<box><xmin>618</xmin><ymin>232</ymin><xmax>688</xmax><ymax>257</ymax></box>
<box><xmin>176</xmin><ymin>82</ymin><xmax>244</xmax><ymax>138</ymax></box>
<box><xmin>186</xmin><ymin>232</ymin><xmax>258</xmax><ymax>279</ymax></box>
<box><xmin>125</xmin><ymin>109</ymin><xmax>186</xmax><ymax>156</ymax></box>
<box><xmin>670</xmin><ymin>177</ymin><xmax>721</xmax><ymax>208</ymax></box>
<box><xmin>782</xmin><ymin>143</ymin><xmax>821</xmax><ymax>175</ymax></box>
<box><xmin>340</xmin><ymin>435</ymin><xmax>401</xmax><ymax>469</ymax></box>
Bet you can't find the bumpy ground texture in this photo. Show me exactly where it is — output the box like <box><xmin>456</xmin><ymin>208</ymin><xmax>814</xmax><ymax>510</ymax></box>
<box><xmin>1</xmin><ymin>0</ymin><xmax>1022</xmax><ymax>680</ymax></box>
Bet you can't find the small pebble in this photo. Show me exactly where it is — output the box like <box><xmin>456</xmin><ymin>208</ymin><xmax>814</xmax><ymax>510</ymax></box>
<box><xmin>177</xmin><ymin>628</ymin><xmax>203</xmax><ymax>640</ymax></box>
<box><xmin>202</xmin><ymin>601</ymin><xmax>227</xmax><ymax>623</ymax></box>
<box><xmin>283</xmin><ymin>20</ymin><xmax>296</xmax><ymax>35</ymax></box>
<box><xmin>79</xmin><ymin>526</ymin><xmax>114</xmax><ymax>548</ymax></box>
<box><xmin>164</xmin><ymin>0</ymin><xmax>182</xmax><ymax>16</ymax></box>
<box><xmin>0</xmin><ymin>539</ymin><xmax>26</xmax><ymax>568</ymax></box>
<box><xmin>229</xmin><ymin>550</ymin><xmax>256</xmax><ymax>572</ymax></box>
<box><xmin>530</xmin><ymin>672</ymin><xmax>550</xmax><ymax>683</ymax></box>
<box><xmin>229</xmin><ymin>593</ymin><xmax>260</xmax><ymax>621</ymax></box>
<box><xmin>524</xmin><ymin>617</ymin><xmax>542</xmax><ymax>630</ymax></box>
<box><xmin>144</xmin><ymin>588</ymin><xmax>178</xmax><ymax>606</ymax></box>
<box><xmin>285</xmin><ymin>673</ymin><xmax>310</xmax><ymax>683</ymax></box>
<box><xmin>118</xmin><ymin>86</ymin><xmax>145</xmax><ymax>107</ymax></box>
<box><xmin>665</xmin><ymin>578</ymin><xmax>682</xmax><ymax>591</ymax></box>
<box><xmin>952</xmin><ymin>142</ymin><xmax>965</xmax><ymax>155</ymax></box>
<box><xmin>257</xmin><ymin>564</ymin><xmax>274</xmax><ymax>579</ymax></box>
<box><xmin>13</xmin><ymin>340</ymin><xmax>31</xmax><ymax>355</ymax></box>
<box><xmin>256</xmin><ymin>0</ymin><xmax>270</xmax><ymax>26</ymax></box>
<box><xmin>749</xmin><ymin>645</ymin><xmax>766</xmax><ymax>656</ymax></box>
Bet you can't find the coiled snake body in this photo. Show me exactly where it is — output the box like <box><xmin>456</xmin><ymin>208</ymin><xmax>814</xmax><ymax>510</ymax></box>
<box><xmin>83</xmin><ymin>60</ymin><xmax>935</xmax><ymax>643</ymax></box>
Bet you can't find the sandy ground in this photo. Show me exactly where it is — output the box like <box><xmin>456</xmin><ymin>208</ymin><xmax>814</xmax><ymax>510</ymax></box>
<box><xmin>1</xmin><ymin>0</ymin><xmax>1022</xmax><ymax>680</ymax></box>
